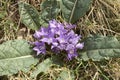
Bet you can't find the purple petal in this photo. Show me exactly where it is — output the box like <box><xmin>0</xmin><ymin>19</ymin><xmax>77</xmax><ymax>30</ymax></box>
<box><xmin>67</xmin><ymin>54</ymin><xmax>77</xmax><ymax>60</ymax></box>
<box><xmin>33</xmin><ymin>42</ymin><xmax>46</xmax><ymax>55</ymax></box>
<box><xmin>49</xmin><ymin>19</ymin><xmax>57</xmax><ymax>28</ymax></box>
<box><xmin>58</xmin><ymin>43</ymin><xmax>67</xmax><ymax>50</ymax></box>
<box><xmin>40</xmin><ymin>37</ymin><xmax>53</xmax><ymax>44</ymax></box>
<box><xmin>64</xmin><ymin>23</ymin><xmax>76</xmax><ymax>29</ymax></box>
<box><xmin>33</xmin><ymin>41</ymin><xmax>41</xmax><ymax>46</ymax></box>
<box><xmin>56</xmin><ymin>34</ymin><xmax>68</xmax><ymax>44</ymax></box>
<box><xmin>66</xmin><ymin>44</ymin><xmax>75</xmax><ymax>50</ymax></box>
<box><xmin>40</xmin><ymin>27</ymin><xmax>48</xmax><ymax>36</ymax></box>
<box><xmin>76</xmin><ymin>43</ymin><xmax>84</xmax><ymax>49</ymax></box>
<box><xmin>33</xmin><ymin>47</ymin><xmax>42</xmax><ymax>55</ymax></box>
<box><xmin>33</xmin><ymin>31</ymin><xmax>41</xmax><ymax>38</ymax></box>
<box><xmin>51</xmin><ymin>42</ymin><xmax>58</xmax><ymax>49</ymax></box>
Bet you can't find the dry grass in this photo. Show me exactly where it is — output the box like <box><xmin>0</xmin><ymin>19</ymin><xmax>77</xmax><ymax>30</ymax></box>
<box><xmin>77</xmin><ymin>0</ymin><xmax>120</xmax><ymax>38</ymax></box>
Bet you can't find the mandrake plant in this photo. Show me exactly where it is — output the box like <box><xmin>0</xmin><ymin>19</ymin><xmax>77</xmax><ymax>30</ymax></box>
<box><xmin>0</xmin><ymin>0</ymin><xmax>120</xmax><ymax>79</ymax></box>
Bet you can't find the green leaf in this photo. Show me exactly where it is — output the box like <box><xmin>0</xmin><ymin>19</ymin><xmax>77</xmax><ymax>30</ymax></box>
<box><xmin>79</xmin><ymin>35</ymin><xmax>120</xmax><ymax>61</ymax></box>
<box><xmin>30</xmin><ymin>58</ymin><xmax>52</xmax><ymax>78</ymax></box>
<box><xmin>117</xmin><ymin>36</ymin><xmax>120</xmax><ymax>42</ymax></box>
<box><xmin>31</xmin><ymin>56</ymin><xmax>63</xmax><ymax>78</ymax></box>
<box><xmin>18</xmin><ymin>2</ymin><xmax>41</xmax><ymax>30</ymax></box>
<box><xmin>60</xmin><ymin>0</ymin><xmax>92</xmax><ymax>23</ymax></box>
<box><xmin>39</xmin><ymin>0</ymin><xmax>60</xmax><ymax>27</ymax></box>
<box><xmin>57</xmin><ymin>70</ymin><xmax>75</xmax><ymax>80</ymax></box>
<box><xmin>0</xmin><ymin>40</ymin><xmax>39</xmax><ymax>76</ymax></box>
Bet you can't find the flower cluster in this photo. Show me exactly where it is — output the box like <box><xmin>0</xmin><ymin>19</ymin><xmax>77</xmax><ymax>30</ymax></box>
<box><xmin>33</xmin><ymin>20</ymin><xmax>84</xmax><ymax>60</ymax></box>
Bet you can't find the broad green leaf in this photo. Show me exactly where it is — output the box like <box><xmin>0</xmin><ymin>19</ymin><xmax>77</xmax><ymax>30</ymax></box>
<box><xmin>60</xmin><ymin>0</ymin><xmax>92</xmax><ymax>23</ymax></box>
<box><xmin>30</xmin><ymin>58</ymin><xmax>52</xmax><ymax>78</ymax></box>
<box><xmin>79</xmin><ymin>35</ymin><xmax>120</xmax><ymax>61</ymax></box>
<box><xmin>18</xmin><ymin>2</ymin><xmax>41</xmax><ymax>30</ymax></box>
<box><xmin>0</xmin><ymin>40</ymin><xmax>39</xmax><ymax>76</ymax></box>
<box><xmin>39</xmin><ymin>0</ymin><xmax>60</xmax><ymax>27</ymax></box>
<box><xmin>57</xmin><ymin>70</ymin><xmax>75</xmax><ymax>80</ymax></box>
<box><xmin>31</xmin><ymin>56</ymin><xmax>63</xmax><ymax>78</ymax></box>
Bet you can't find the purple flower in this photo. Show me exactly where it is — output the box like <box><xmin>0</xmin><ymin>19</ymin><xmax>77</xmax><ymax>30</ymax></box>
<box><xmin>33</xmin><ymin>41</ymin><xmax>46</xmax><ymax>55</ymax></box>
<box><xmin>40</xmin><ymin>37</ymin><xmax>53</xmax><ymax>45</ymax></box>
<box><xmin>39</xmin><ymin>27</ymin><xmax>49</xmax><ymax>36</ymax></box>
<box><xmin>33</xmin><ymin>31</ymin><xmax>41</xmax><ymax>39</ymax></box>
<box><xmin>49</xmin><ymin>20</ymin><xmax>66</xmax><ymax>36</ymax></box>
<box><xmin>58</xmin><ymin>43</ymin><xmax>67</xmax><ymax>50</ymax></box>
<box><xmin>33</xmin><ymin>27</ymin><xmax>48</xmax><ymax>38</ymax></box>
<box><xmin>33</xmin><ymin>19</ymin><xmax>84</xmax><ymax>60</ymax></box>
<box><xmin>67</xmin><ymin>30</ymin><xmax>81</xmax><ymax>44</ymax></box>
<box><xmin>49</xmin><ymin>19</ymin><xmax>58</xmax><ymax>28</ymax></box>
<box><xmin>67</xmin><ymin>49</ymin><xmax>78</xmax><ymax>60</ymax></box>
<box><xmin>64</xmin><ymin>22</ymin><xmax>76</xmax><ymax>29</ymax></box>
<box><xmin>57</xmin><ymin>35</ymin><xmax>68</xmax><ymax>44</ymax></box>
<box><xmin>65</xmin><ymin>43</ymin><xmax>84</xmax><ymax>60</ymax></box>
<box><xmin>51</xmin><ymin>41</ymin><xmax>59</xmax><ymax>49</ymax></box>
<box><xmin>76</xmin><ymin>43</ymin><xmax>84</xmax><ymax>49</ymax></box>
<box><xmin>40</xmin><ymin>31</ymin><xmax>55</xmax><ymax>45</ymax></box>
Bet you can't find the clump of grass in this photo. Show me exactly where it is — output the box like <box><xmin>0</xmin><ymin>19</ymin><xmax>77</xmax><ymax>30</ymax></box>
<box><xmin>0</xmin><ymin>0</ymin><xmax>18</xmax><ymax>41</ymax></box>
<box><xmin>77</xmin><ymin>0</ymin><xmax>120</xmax><ymax>37</ymax></box>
